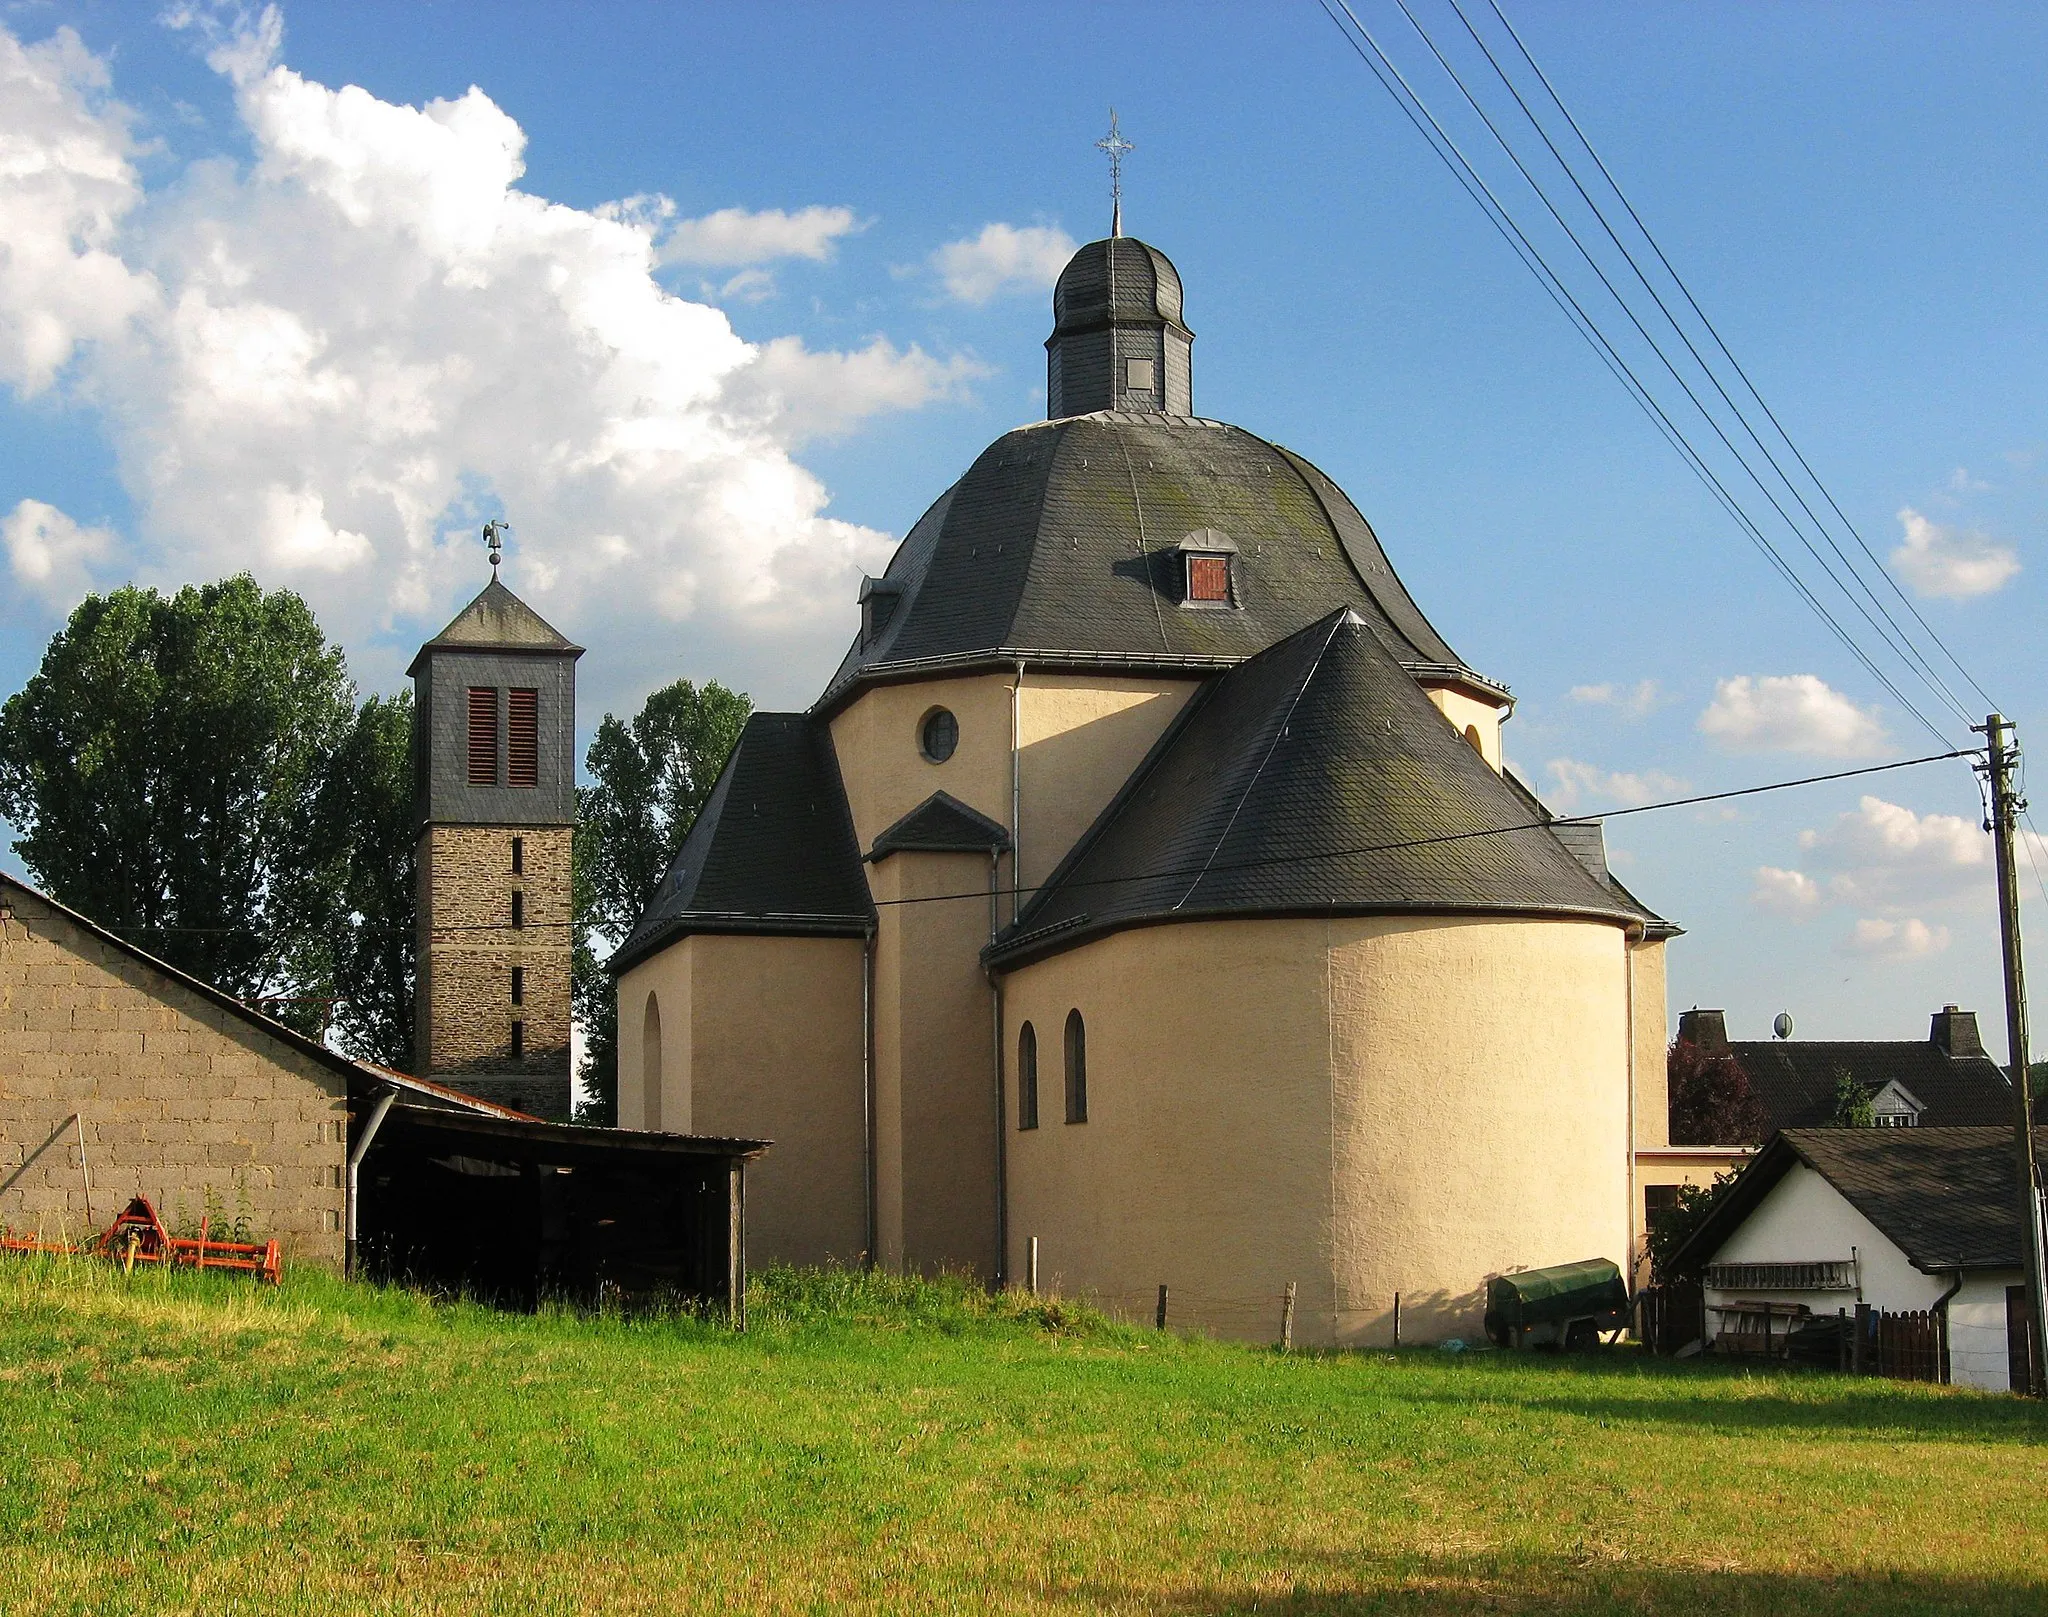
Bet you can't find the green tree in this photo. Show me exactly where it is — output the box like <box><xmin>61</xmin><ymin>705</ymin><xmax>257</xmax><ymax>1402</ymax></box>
<box><xmin>1646</xmin><ymin>1168</ymin><xmax>1743</xmax><ymax>1285</ymax></box>
<box><xmin>0</xmin><ymin>577</ymin><xmax>355</xmax><ymax>1015</ymax></box>
<box><xmin>1667</xmin><ymin>1038</ymin><xmax>1770</xmax><ymax>1146</ymax></box>
<box><xmin>573</xmin><ymin>679</ymin><xmax>751</xmax><ymax>1123</ymax></box>
<box><xmin>1829</xmin><ymin>1066</ymin><xmax>1877</xmax><ymax>1128</ymax></box>
<box><xmin>307</xmin><ymin>691</ymin><xmax>416</xmax><ymax>1069</ymax></box>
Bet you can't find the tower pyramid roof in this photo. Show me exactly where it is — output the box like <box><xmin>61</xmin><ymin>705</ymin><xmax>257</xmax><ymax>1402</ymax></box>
<box><xmin>408</xmin><ymin>578</ymin><xmax>582</xmax><ymax>675</ymax></box>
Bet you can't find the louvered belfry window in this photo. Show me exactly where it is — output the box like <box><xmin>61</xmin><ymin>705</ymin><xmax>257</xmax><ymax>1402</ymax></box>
<box><xmin>467</xmin><ymin>687</ymin><xmax>499</xmax><ymax>785</ymax></box>
<box><xmin>507</xmin><ymin>688</ymin><xmax>540</xmax><ymax>787</ymax></box>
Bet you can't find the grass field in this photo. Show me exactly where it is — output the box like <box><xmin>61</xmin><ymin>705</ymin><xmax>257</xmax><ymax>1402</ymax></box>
<box><xmin>0</xmin><ymin>1259</ymin><xmax>2043</xmax><ymax>1615</ymax></box>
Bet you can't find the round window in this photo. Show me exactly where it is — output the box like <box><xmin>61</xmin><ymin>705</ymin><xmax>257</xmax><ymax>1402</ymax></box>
<box><xmin>919</xmin><ymin>707</ymin><xmax>958</xmax><ymax>763</ymax></box>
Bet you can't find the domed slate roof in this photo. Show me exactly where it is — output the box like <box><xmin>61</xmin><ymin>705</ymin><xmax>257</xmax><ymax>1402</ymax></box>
<box><xmin>1049</xmin><ymin>237</ymin><xmax>1188</xmax><ymax>340</ymax></box>
<box><xmin>820</xmin><ymin>411</ymin><xmax>1494</xmax><ymax>710</ymax></box>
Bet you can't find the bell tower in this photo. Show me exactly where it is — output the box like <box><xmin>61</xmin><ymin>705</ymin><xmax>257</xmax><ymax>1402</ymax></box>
<box><xmin>408</xmin><ymin>531</ymin><xmax>582</xmax><ymax>1118</ymax></box>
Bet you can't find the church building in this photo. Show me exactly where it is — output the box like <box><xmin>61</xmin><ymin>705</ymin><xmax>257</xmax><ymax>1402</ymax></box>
<box><xmin>609</xmin><ymin>232</ymin><xmax>1680</xmax><ymax>1345</ymax></box>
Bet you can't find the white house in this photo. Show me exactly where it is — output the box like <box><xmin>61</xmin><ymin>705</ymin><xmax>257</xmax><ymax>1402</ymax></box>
<box><xmin>1675</xmin><ymin>1126</ymin><xmax>2042</xmax><ymax>1393</ymax></box>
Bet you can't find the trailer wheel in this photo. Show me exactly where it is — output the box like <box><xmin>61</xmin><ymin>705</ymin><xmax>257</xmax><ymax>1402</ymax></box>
<box><xmin>1565</xmin><ymin>1318</ymin><xmax>1598</xmax><ymax>1353</ymax></box>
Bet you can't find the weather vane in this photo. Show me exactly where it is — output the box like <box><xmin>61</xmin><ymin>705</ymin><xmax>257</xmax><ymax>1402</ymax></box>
<box><xmin>483</xmin><ymin>518</ymin><xmax>510</xmax><ymax>575</ymax></box>
<box><xmin>1096</xmin><ymin>109</ymin><xmax>1134</xmax><ymax>238</ymax></box>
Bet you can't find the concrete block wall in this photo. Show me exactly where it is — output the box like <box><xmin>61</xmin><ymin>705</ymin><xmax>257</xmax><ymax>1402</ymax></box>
<box><xmin>0</xmin><ymin>886</ymin><xmax>347</xmax><ymax>1263</ymax></box>
<box><xmin>417</xmin><ymin>824</ymin><xmax>572</xmax><ymax>1091</ymax></box>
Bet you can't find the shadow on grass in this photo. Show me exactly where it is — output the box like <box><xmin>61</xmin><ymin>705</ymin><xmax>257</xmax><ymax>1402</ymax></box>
<box><xmin>1057</xmin><ymin>1561</ymin><xmax>2048</xmax><ymax>1615</ymax></box>
<box><xmin>1378</xmin><ymin>1351</ymin><xmax>2048</xmax><ymax>1446</ymax></box>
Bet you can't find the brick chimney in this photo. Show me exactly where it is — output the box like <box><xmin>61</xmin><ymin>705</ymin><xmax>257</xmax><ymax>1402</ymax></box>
<box><xmin>1676</xmin><ymin>1008</ymin><xmax>1730</xmax><ymax>1052</ymax></box>
<box><xmin>1929</xmin><ymin>1004</ymin><xmax>1986</xmax><ymax>1060</ymax></box>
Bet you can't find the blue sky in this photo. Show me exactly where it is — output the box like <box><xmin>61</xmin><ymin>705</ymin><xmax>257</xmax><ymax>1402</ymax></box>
<box><xmin>4</xmin><ymin>2</ymin><xmax>2048</xmax><ymax>1046</ymax></box>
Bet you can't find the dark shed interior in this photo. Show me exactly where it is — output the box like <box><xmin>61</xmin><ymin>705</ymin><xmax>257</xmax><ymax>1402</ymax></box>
<box><xmin>354</xmin><ymin>1102</ymin><xmax>767</xmax><ymax>1317</ymax></box>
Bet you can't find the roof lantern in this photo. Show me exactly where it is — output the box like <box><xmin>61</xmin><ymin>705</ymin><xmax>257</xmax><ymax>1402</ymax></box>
<box><xmin>1046</xmin><ymin>237</ymin><xmax>1194</xmax><ymax>418</ymax></box>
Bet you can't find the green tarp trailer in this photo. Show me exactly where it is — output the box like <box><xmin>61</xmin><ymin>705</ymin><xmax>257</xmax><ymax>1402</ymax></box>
<box><xmin>1485</xmin><ymin>1259</ymin><xmax>1630</xmax><ymax>1350</ymax></box>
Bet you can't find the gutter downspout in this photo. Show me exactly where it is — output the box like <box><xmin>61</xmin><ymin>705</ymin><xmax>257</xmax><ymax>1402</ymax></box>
<box><xmin>862</xmin><ymin>926</ymin><xmax>877</xmax><ymax>1269</ymax></box>
<box><xmin>345</xmin><ymin>1085</ymin><xmax>398</xmax><ymax>1277</ymax></box>
<box><xmin>1933</xmin><ymin>1270</ymin><xmax>1964</xmax><ymax>1385</ymax></box>
<box><xmin>989</xmin><ymin>850</ymin><xmax>1008</xmax><ymax>1290</ymax></box>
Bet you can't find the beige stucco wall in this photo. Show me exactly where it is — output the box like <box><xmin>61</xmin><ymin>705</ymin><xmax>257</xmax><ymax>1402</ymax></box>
<box><xmin>869</xmin><ymin>850</ymin><xmax>1001</xmax><ymax>1277</ymax></box>
<box><xmin>829</xmin><ymin>674</ymin><xmax>1014</xmax><ymax>856</ymax></box>
<box><xmin>1630</xmin><ymin>939</ymin><xmax>1669</xmax><ymax>1152</ymax></box>
<box><xmin>1328</xmin><ymin>914</ymin><xmax>1631</xmax><ymax>1346</ymax></box>
<box><xmin>1003</xmin><ymin>920</ymin><xmax>1332</xmax><ymax>1340</ymax></box>
<box><xmin>830</xmin><ymin>670</ymin><xmax>1199</xmax><ymax>926</ymax></box>
<box><xmin>1002</xmin><ymin>911</ymin><xmax>1633</xmax><ymax>1348</ymax></box>
<box><xmin>0</xmin><ymin>886</ymin><xmax>346</xmax><ymax>1263</ymax></box>
<box><xmin>617</xmin><ymin>933</ymin><xmax>866</xmax><ymax>1268</ymax></box>
<box><xmin>1017</xmin><ymin>673</ymin><xmax>1198</xmax><ymax>893</ymax></box>
<box><xmin>1421</xmin><ymin>685</ymin><xmax>1508</xmax><ymax>771</ymax></box>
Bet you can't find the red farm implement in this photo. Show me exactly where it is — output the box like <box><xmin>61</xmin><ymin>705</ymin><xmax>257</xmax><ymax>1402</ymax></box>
<box><xmin>0</xmin><ymin>1195</ymin><xmax>281</xmax><ymax>1285</ymax></box>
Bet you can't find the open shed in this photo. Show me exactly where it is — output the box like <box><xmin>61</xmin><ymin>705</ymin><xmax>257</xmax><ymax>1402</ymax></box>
<box><xmin>353</xmin><ymin>1099</ymin><xmax>767</xmax><ymax>1319</ymax></box>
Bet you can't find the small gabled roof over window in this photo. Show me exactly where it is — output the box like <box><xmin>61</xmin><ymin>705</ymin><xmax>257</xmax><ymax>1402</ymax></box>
<box><xmin>1870</xmin><ymin>1079</ymin><xmax>1925</xmax><ymax>1126</ymax></box>
<box><xmin>867</xmin><ymin>791</ymin><xmax>1011</xmax><ymax>862</ymax></box>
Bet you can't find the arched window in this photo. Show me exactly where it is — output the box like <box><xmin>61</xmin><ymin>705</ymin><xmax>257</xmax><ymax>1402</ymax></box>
<box><xmin>1463</xmin><ymin>724</ymin><xmax>1485</xmax><ymax>756</ymax></box>
<box><xmin>1064</xmin><ymin>1009</ymin><xmax>1087</xmax><ymax>1124</ymax></box>
<box><xmin>1017</xmin><ymin>1022</ymin><xmax>1039</xmax><ymax>1130</ymax></box>
<box><xmin>642</xmin><ymin>992</ymin><xmax>663</xmax><ymax>1132</ymax></box>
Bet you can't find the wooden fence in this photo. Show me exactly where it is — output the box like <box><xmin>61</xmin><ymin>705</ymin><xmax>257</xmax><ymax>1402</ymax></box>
<box><xmin>1634</xmin><ymin>1288</ymin><xmax>1947</xmax><ymax>1383</ymax></box>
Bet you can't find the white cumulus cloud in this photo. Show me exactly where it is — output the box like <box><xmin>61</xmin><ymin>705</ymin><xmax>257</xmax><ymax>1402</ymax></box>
<box><xmin>931</xmin><ymin>222</ymin><xmax>1078</xmax><ymax>305</ymax></box>
<box><xmin>3</xmin><ymin>498</ymin><xmax>116</xmax><ymax>605</ymax></box>
<box><xmin>1697</xmin><ymin>675</ymin><xmax>1888</xmax><ymax>757</ymax></box>
<box><xmin>655</xmin><ymin>204</ymin><xmax>864</xmax><ymax>268</ymax></box>
<box><xmin>1797</xmin><ymin>795</ymin><xmax>1987</xmax><ymax>912</ymax></box>
<box><xmin>1892</xmin><ymin>506</ymin><xmax>2019</xmax><ymax>600</ymax></box>
<box><xmin>1842</xmin><ymin>916</ymin><xmax>1950</xmax><ymax>960</ymax></box>
<box><xmin>1568</xmin><ymin>678</ymin><xmax>1662</xmax><ymax>718</ymax></box>
<box><xmin>1543</xmin><ymin>758</ymin><xmax>1686</xmax><ymax>813</ymax></box>
<box><xmin>0</xmin><ymin>10</ymin><xmax>977</xmax><ymax>708</ymax></box>
<box><xmin>1749</xmin><ymin>865</ymin><xmax>1822</xmax><ymax>917</ymax></box>
<box><xmin>0</xmin><ymin>26</ymin><xmax>157</xmax><ymax>394</ymax></box>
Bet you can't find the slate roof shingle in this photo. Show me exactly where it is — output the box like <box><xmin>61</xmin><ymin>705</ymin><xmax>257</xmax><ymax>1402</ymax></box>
<box><xmin>1679</xmin><ymin>1125</ymin><xmax>2048</xmax><ymax>1275</ymax></box>
<box><xmin>608</xmin><ymin>713</ymin><xmax>872</xmax><ymax>975</ymax></box>
<box><xmin>819</xmin><ymin>414</ymin><xmax>1493</xmax><ymax>710</ymax></box>
<box><xmin>1729</xmin><ymin>1040</ymin><xmax>2013</xmax><ymax>1132</ymax></box>
<box><xmin>407</xmin><ymin>578</ymin><xmax>581</xmax><ymax>675</ymax></box>
<box><xmin>988</xmin><ymin>609</ymin><xmax>1653</xmax><ymax>968</ymax></box>
<box><xmin>868</xmin><ymin>792</ymin><xmax>1011</xmax><ymax>862</ymax></box>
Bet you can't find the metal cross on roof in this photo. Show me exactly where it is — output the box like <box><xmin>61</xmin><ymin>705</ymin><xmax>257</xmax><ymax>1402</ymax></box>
<box><xmin>1096</xmin><ymin>109</ymin><xmax>1134</xmax><ymax>238</ymax></box>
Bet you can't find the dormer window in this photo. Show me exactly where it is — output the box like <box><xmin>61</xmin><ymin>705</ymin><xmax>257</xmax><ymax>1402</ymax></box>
<box><xmin>858</xmin><ymin>576</ymin><xmax>902</xmax><ymax>650</ymax></box>
<box><xmin>1175</xmin><ymin>528</ymin><xmax>1238</xmax><ymax>608</ymax></box>
<box><xmin>1870</xmin><ymin>1080</ymin><xmax>1923</xmax><ymax>1127</ymax></box>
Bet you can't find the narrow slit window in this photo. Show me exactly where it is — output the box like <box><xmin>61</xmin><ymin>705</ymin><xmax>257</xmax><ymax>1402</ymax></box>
<box><xmin>511</xmin><ymin>890</ymin><xmax>524</xmax><ymax>930</ymax></box>
<box><xmin>1064</xmin><ymin>1009</ymin><xmax>1087</xmax><ymax>1124</ymax></box>
<box><xmin>510</xmin><ymin>966</ymin><xmax>524</xmax><ymax>1005</ymax></box>
<box><xmin>467</xmin><ymin>687</ymin><xmax>499</xmax><ymax>785</ymax></box>
<box><xmin>510</xmin><ymin>836</ymin><xmax>524</xmax><ymax>874</ymax></box>
<box><xmin>1187</xmin><ymin>555</ymin><xmax>1230</xmax><ymax>603</ymax></box>
<box><xmin>507</xmin><ymin>688</ymin><xmax>539</xmax><ymax>788</ymax></box>
<box><xmin>510</xmin><ymin>1021</ymin><xmax>525</xmax><ymax>1060</ymax></box>
<box><xmin>1018</xmin><ymin>1022</ymin><xmax>1038</xmax><ymax>1130</ymax></box>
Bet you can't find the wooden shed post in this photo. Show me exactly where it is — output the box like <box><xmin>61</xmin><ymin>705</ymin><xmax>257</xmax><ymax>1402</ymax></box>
<box><xmin>728</xmin><ymin>1160</ymin><xmax>747</xmax><ymax>1332</ymax></box>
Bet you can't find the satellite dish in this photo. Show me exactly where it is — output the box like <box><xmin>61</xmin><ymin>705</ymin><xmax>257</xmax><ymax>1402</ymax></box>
<box><xmin>1773</xmin><ymin>1011</ymin><xmax>1795</xmax><ymax>1041</ymax></box>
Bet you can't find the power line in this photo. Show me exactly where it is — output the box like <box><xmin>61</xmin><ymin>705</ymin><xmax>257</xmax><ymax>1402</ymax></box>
<box><xmin>870</xmin><ymin>747</ymin><xmax>1976</xmax><ymax>912</ymax></box>
<box><xmin>1315</xmin><ymin>0</ymin><xmax>1960</xmax><ymax>749</ymax></box>
<box><xmin>1479</xmin><ymin>0</ymin><xmax>2001</xmax><ymax>719</ymax></box>
<box><xmin>1436</xmin><ymin>0</ymin><xmax>1981</xmax><ymax>728</ymax></box>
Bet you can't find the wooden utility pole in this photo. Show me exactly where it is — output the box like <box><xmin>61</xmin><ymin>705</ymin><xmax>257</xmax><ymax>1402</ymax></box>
<box><xmin>1978</xmin><ymin>714</ymin><xmax>2048</xmax><ymax>1396</ymax></box>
